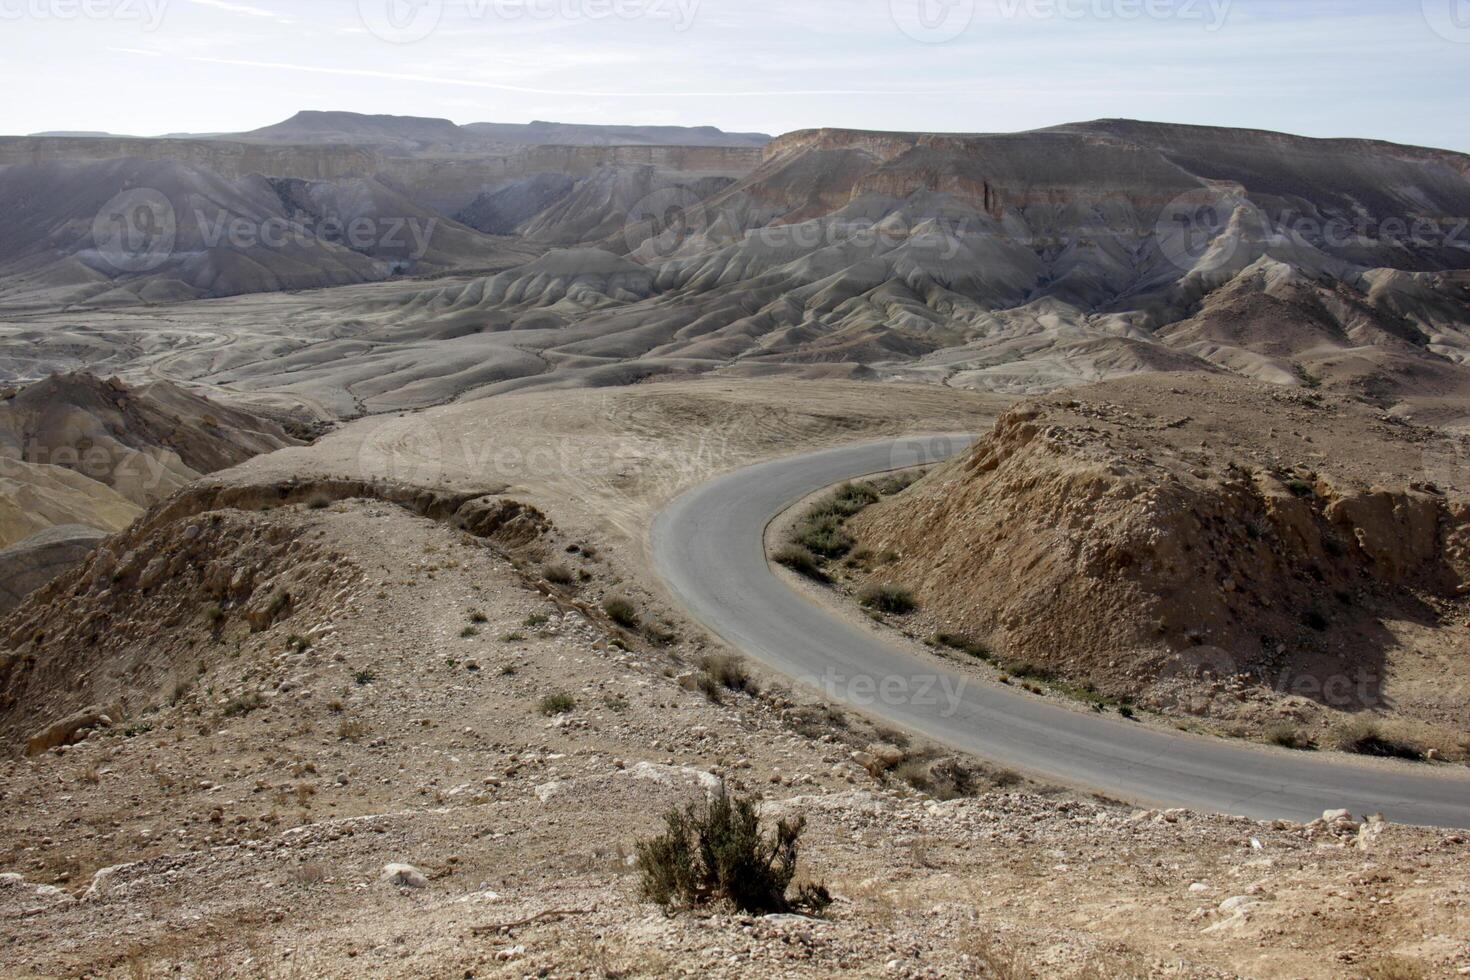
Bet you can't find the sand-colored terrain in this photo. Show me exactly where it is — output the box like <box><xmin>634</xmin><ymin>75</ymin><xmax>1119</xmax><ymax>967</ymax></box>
<box><xmin>846</xmin><ymin>373</ymin><xmax>1470</xmax><ymax>757</ymax></box>
<box><xmin>2</xmin><ymin>454</ymin><xmax>1467</xmax><ymax>978</ymax></box>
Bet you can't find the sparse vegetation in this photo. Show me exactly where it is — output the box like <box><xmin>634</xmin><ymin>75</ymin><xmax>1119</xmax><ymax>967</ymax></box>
<box><xmin>791</xmin><ymin>511</ymin><xmax>854</xmax><ymax>560</ymax></box>
<box><xmin>525</xmin><ymin>613</ymin><xmax>551</xmax><ymax>628</ymax></box>
<box><xmin>353</xmin><ymin>670</ymin><xmax>376</xmax><ymax>686</ymax></box>
<box><xmin>1293</xmin><ymin>362</ymin><xmax>1323</xmax><ymax>389</ymax></box>
<box><xmin>543</xmin><ymin>563</ymin><xmax>576</xmax><ymax>586</ymax></box>
<box><xmin>222</xmin><ymin>691</ymin><xmax>266</xmax><ymax>718</ymax></box>
<box><xmin>500</xmin><ymin>632</ymin><xmax>526</xmax><ymax>643</ymax></box>
<box><xmin>337</xmin><ymin>718</ymin><xmax>368</xmax><ymax>741</ymax></box>
<box><xmin>932</xmin><ymin>633</ymin><xmax>990</xmax><ymax>661</ymax></box>
<box><xmin>635</xmin><ymin>789</ymin><xmax>830</xmax><ymax>915</ymax></box>
<box><xmin>857</xmin><ymin>582</ymin><xmax>917</xmax><ymax>615</ymax></box>
<box><xmin>781</xmin><ymin>477</ymin><xmax>916</xmax><ymax>578</ymax></box>
<box><xmin>468</xmin><ymin>610</ymin><xmax>489</xmax><ymax>624</ymax></box>
<box><xmin>1330</xmin><ymin>717</ymin><xmax>1422</xmax><ymax>761</ymax></box>
<box><xmin>1265</xmin><ymin>723</ymin><xmax>1313</xmax><ymax>751</ymax></box>
<box><xmin>604</xmin><ymin>598</ymin><xmax>640</xmax><ymax>629</ymax></box>
<box><xmin>699</xmin><ymin>653</ymin><xmax>755</xmax><ymax>695</ymax></box>
<box><xmin>538</xmin><ymin>692</ymin><xmax>576</xmax><ymax>716</ymax></box>
<box><xmin>773</xmin><ymin>545</ymin><xmax>828</xmax><ymax>581</ymax></box>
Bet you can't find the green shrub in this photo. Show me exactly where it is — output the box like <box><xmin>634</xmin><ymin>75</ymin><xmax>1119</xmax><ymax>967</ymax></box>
<box><xmin>858</xmin><ymin>583</ymin><xmax>917</xmax><ymax>615</ymax></box>
<box><xmin>829</xmin><ymin>481</ymin><xmax>880</xmax><ymax>515</ymax></box>
<box><xmin>604</xmin><ymin>598</ymin><xmax>640</xmax><ymax>629</ymax></box>
<box><xmin>353</xmin><ymin>670</ymin><xmax>376</xmax><ymax>686</ymax></box>
<box><xmin>636</xmin><ymin>790</ymin><xmax>831</xmax><ymax>915</ymax></box>
<box><xmin>468</xmin><ymin>610</ymin><xmax>489</xmax><ymax>624</ymax></box>
<box><xmin>773</xmin><ymin>545</ymin><xmax>828</xmax><ymax>581</ymax></box>
<box><xmin>791</xmin><ymin>514</ymin><xmax>853</xmax><ymax>560</ymax></box>
<box><xmin>539</xmin><ymin>692</ymin><xmax>576</xmax><ymax>717</ymax></box>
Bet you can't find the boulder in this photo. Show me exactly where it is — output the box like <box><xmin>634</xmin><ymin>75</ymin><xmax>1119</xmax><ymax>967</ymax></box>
<box><xmin>25</xmin><ymin>703</ymin><xmax>123</xmax><ymax>756</ymax></box>
<box><xmin>381</xmin><ymin>864</ymin><xmax>428</xmax><ymax>889</ymax></box>
<box><xmin>864</xmin><ymin>743</ymin><xmax>905</xmax><ymax>769</ymax></box>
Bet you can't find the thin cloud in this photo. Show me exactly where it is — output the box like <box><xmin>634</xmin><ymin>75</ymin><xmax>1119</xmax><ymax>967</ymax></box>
<box><xmin>167</xmin><ymin>53</ymin><xmax>965</xmax><ymax>97</ymax></box>
<box><xmin>180</xmin><ymin>0</ymin><xmax>293</xmax><ymax>21</ymax></box>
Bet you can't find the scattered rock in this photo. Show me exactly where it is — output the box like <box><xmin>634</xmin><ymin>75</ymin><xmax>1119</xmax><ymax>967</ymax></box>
<box><xmin>381</xmin><ymin>864</ymin><xmax>428</xmax><ymax>889</ymax></box>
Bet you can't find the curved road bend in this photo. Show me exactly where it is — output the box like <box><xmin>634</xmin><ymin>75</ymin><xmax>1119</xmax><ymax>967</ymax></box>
<box><xmin>650</xmin><ymin>437</ymin><xmax>1470</xmax><ymax>828</ymax></box>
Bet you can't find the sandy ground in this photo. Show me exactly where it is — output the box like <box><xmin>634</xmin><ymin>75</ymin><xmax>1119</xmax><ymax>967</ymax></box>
<box><xmin>218</xmin><ymin>377</ymin><xmax>1010</xmax><ymax>560</ymax></box>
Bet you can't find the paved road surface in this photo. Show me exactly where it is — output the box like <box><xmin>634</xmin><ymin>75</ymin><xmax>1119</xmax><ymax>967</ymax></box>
<box><xmin>650</xmin><ymin>437</ymin><xmax>1470</xmax><ymax>828</ymax></box>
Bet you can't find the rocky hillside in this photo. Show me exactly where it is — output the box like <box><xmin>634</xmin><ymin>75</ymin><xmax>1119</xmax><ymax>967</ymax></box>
<box><xmin>850</xmin><ymin>373</ymin><xmax>1470</xmax><ymax>755</ymax></box>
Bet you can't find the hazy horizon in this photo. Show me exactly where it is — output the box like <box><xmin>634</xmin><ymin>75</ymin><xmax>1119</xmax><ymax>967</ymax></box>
<box><xmin>3</xmin><ymin>0</ymin><xmax>1469</xmax><ymax>152</ymax></box>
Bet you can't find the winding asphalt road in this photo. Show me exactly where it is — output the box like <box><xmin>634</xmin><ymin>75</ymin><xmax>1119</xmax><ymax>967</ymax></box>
<box><xmin>650</xmin><ymin>437</ymin><xmax>1470</xmax><ymax>828</ymax></box>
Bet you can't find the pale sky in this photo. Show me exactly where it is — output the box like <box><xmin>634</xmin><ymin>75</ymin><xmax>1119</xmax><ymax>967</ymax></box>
<box><xmin>2</xmin><ymin>0</ymin><xmax>1468</xmax><ymax>150</ymax></box>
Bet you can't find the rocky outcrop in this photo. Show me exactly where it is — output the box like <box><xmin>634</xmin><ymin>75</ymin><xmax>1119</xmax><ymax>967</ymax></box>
<box><xmin>23</xmin><ymin>702</ymin><xmax>123</xmax><ymax>756</ymax></box>
<box><xmin>850</xmin><ymin>374</ymin><xmax>1470</xmax><ymax>720</ymax></box>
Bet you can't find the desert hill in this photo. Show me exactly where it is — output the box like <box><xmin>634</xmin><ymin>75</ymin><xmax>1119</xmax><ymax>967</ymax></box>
<box><xmin>230</xmin><ymin>111</ymin><xmax>771</xmax><ymax>149</ymax></box>
<box><xmin>238</xmin><ymin>110</ymin><xmax>465</xmax><ymax>146</ymax></box>
<box><xmin>461</xmin><ymin>119</ymin><xmax>771</xmax><ymax>148</ymax></box>
<box><xmin>849</xmin><ymin>372</ymin><xmax>1470</xmax><ymax>756</ymax></box>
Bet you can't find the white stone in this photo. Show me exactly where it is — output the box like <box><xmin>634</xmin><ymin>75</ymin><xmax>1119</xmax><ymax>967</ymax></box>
<box><xmin>381</xmin><ymin>864</ymin><xmax>428</xmax><ymax>889</ymax></box>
